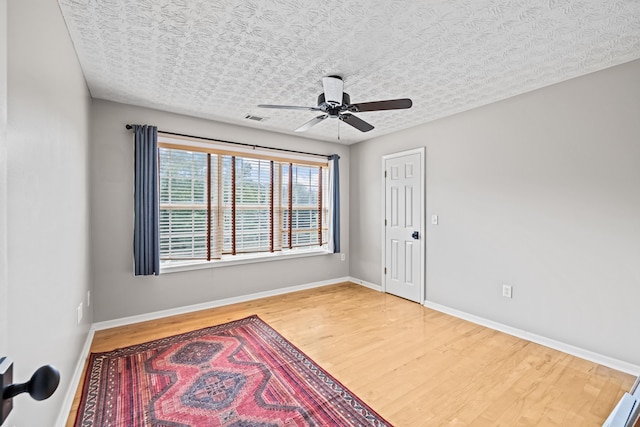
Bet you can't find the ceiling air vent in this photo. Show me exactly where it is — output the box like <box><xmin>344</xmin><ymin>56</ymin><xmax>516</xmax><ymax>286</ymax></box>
<box><xmin>244</xmin><ymin>114</ymin><xmax>267</xmax><ymax>122</ymax></box>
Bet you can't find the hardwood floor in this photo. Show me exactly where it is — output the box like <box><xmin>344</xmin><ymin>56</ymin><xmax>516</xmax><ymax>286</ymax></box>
<box><xmin>66</xmin><ymin>282</ymin><xmax>634</xmax><ymax>426</ymax></box>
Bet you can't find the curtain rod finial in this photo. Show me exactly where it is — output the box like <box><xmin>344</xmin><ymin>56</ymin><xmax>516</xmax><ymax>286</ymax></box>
<box><xmin>126</xmin><ymin>124</ymin><xmax>133</xmax><ymax>130</ymax></box>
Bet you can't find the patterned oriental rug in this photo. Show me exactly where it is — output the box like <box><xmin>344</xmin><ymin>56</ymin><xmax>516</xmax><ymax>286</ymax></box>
<box><xmin>75</xmin><ymin>315</ymin><xmax>392</xmax><ymax>426</ymax></box>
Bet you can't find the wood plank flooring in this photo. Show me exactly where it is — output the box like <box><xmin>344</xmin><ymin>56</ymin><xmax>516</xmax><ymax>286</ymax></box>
<box><xmin>66</xmin><ymin>282</ymin><xmax>635</xmax><ymax>426</ymax></box>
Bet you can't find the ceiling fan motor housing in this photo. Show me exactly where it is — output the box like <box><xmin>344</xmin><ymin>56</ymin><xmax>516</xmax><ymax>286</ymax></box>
<box><xmin>317</xmin><ymin>93</ymin><xmax>350</xmax><ymax>117</ymax></box>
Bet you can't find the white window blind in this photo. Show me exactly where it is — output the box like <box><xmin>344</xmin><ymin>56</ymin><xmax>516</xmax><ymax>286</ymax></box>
<box><xmin>158</xmin><ymin>141</ymin><xmax>329</xmax><ymax>264</ymax></box>
<box><xmin>159</xmin><ymin>149</ymin><xmax>208</xmax><ymax>260</ymax></box>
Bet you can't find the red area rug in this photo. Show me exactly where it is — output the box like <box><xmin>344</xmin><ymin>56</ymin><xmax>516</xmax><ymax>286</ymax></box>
<box><xmin>75</xmin><ymin>315</ymin><xmax>391</xmax><ymax>426</ymax></box>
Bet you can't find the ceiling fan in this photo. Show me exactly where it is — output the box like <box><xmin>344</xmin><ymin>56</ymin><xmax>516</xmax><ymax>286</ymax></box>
<box><xmin>258</xmin><ymin>76</ymin><xmax>412</xmax><ymax>133</ymax></box>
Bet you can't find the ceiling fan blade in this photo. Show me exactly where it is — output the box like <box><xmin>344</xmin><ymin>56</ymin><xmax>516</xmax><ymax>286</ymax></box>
<box><xmin>322</xmin><ymin>76</ymin><xmax>344</xmax><ymax>106</ymax></box>
<box><xmin>350</xmin><ymin>98</ymin><xmax>412</xmax><ymax>112</ymax></box>
<box><xmin>258</xmin><ymin>104</ymin><xmax>321</xmax><ymax>111</ymax></box>
<box><xmin>295</xmin><ymin>114</ymin><xmax>328</xmax><ymax>132</ymax></box>
<box><xmin>339</xmin><ymin>113</ymin><xmax>374</xmax><ymax>132</ymax></box>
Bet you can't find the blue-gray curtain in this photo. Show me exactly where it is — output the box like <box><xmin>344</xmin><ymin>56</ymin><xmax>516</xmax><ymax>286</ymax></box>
<box><xmin>133</xmin><ymin>125</ymin><xmax>160</xmax><ymax>275</ymax></box>
<box><xmin>330</xmin><ymin>154</ymin><xmax>340</xmax><ymax>253</ymax></box>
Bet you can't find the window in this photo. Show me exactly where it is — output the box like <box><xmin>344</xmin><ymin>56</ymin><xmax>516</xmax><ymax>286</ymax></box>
<box><xmin>158</xmin><ymin>137</ymin><xmax>330</xmax><ymax>267</ymax></box>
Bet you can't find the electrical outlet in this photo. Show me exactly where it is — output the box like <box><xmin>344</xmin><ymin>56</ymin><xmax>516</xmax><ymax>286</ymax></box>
<box><xmin>431</xmin><ymin>214</ymin><xmax>438</xmax><ymax>225</ymax></box>
<box><xmin>502</xmin><ymin>284</ymin><xmax>513</xmax><ymax>299</ymax></box>
<box><xmin>340</xmin><ymin>253</ymin><xmax>346</xmax><ymax>261</ymax></box>
<box><xmin>77</xmin><ymin>302</ymin><xmax>83</xmax><ymax>325</ymax></box>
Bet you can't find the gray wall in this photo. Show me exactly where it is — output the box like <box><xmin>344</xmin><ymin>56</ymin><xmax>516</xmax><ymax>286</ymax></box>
<box><xmin>1</xmin><ymin>0</ymin><xmax>8</xmax><ymax>357</ymax></box>
<box><xmin>6</xmin><ymin>0</ymin><xmax>92</xmax><ymax>425</ymax></box>
<box><xmin>350</xmin><ymin>59</ymin><xmax>640</xmax><ymax>365</ymax></box>
<box><xmin>90</xmin><ymin>99</ymin><xmax>350</xmax><ymax>322</ymax></box>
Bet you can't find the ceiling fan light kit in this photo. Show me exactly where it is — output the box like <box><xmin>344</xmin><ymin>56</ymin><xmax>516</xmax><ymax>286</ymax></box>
<box><xmin>321</xmin><ymin>75</ymin><xmax>345</xmax><ymax>106</ymax></box>
<box><xmin>258</xmin><ymin>75</ymin><xmax>412</xmax><ymax>134</ymax></box>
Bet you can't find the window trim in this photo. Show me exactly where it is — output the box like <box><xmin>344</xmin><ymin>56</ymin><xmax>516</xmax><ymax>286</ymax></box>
<box><xmin>158</xmin><ymin>134</ymin><xmax>329</xmax><ymax>167</ymax></box>
<box><xmin>157</xmin><ymin>134</ymin><xmax>332</xmax><ymax>273</ymax></box>
<box><xmin>160</xmin><ymin>246</ymin><xmax>331</xmax><ymax>274</ymax></box>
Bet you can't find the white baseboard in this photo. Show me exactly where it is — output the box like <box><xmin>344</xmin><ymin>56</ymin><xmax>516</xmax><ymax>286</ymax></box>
<box><xmin>423</xmin><ymin>300</ymin><xmax>640</xmax><ymax>376</ymax></box>
<box><xmin>56</xmin><ymin>276</ymin><xmax>350</xmax><ymax>426</ymax></box>
<box><xmin>58</xmin><ymin>277</ymin><xmax>638</xmax><ymax>426</ymax></box>
<box><xmin>55</xmin><ymin>328</ymin><xmax>95</xmax><ymax>427</ymax></box>
<box><xmin>349</xmin><ymin>276</ymin><xmax>639</xmax><ymax>375</ymax></box>
<box><xmin>93</xmin><ymin>277</ymin><xmax>350</xmax><ymax>331</ymax></box>
<box><xmin>348</xmin><ymin>276</ymin><xmax>383</xmax><ymax>292</ymax></box>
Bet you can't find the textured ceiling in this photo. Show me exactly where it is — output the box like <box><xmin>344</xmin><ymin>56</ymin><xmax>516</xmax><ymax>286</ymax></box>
<box><xmin>58</xmin><ymin>0</ymin><xmax>640</xmax><ymax>144</ymax></box>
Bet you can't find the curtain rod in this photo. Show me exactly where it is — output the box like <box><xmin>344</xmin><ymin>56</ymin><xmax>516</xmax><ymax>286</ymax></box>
<box><xmin>125</xmin><ymin>124</ymin><xmax>335</xmax><ymax>160</ymax></box>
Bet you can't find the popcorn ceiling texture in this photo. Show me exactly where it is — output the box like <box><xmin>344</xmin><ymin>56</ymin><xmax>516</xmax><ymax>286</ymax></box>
<box><xmin>58</xmin><ymin>0</ymin><xmax>640</xmax><ymax>144</ymax></box>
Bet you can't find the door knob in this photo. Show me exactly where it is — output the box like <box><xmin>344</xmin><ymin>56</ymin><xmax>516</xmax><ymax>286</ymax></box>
<box><xmin>1</xmin><ymin>357</ymin><xmax>60</xmax><ymax>423</ymax></box>
<box><xmin>412</xmin><ymin>231</ymin><xmax>419</xmax><ymax>240</ymax></box>
<box><xmin>3</xmin><ymin>364</ymin><xmax>60</xmax><ymax>401</ymax></box>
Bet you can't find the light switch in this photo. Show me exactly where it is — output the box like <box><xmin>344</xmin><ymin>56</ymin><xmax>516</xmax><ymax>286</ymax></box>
<box><xmin>431</xmin><ymin>215</ymin><xmax>438</xmax><ymax>225</ymax></box>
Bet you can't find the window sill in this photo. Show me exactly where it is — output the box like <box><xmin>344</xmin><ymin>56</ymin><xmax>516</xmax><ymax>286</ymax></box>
<box><xmin>159</xmin><ymin>248</ymin><xmax>332</xmax><ymax>274</ymax></box>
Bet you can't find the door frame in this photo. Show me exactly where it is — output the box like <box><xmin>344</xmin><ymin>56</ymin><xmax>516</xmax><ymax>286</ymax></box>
<box><xmin>381</xmin><ymin>147</ymin><xmax>426</xmax><ymax>303</ymax></box>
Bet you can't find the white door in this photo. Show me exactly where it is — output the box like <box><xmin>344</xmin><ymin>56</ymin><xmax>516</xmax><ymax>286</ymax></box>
<box><xmin>383</xmin><ymin>149</ymin><xmax>424</xmax><ymax>303</ymax></box>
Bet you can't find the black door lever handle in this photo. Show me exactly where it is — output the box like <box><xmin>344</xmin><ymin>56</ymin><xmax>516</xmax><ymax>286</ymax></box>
<box><xmin>412</xmin><ymin>231</ymin><xmax>419</xmax><ymax>240</ymax></box>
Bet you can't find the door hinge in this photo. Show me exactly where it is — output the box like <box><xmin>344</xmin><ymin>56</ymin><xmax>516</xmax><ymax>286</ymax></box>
<box><xmin>385</xmin><ymin>219</ymin><xmax>387</xmax><ymax>226</ymax></box>
<box><xmin>384</xmin><ymin>170</ymin><xmax>387</xmax><ymax>178</ymax></box>
<box><xmin>384</xmin><ymin>267</ymin><xmax>387</xmax><ymax>274</ymax></box>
